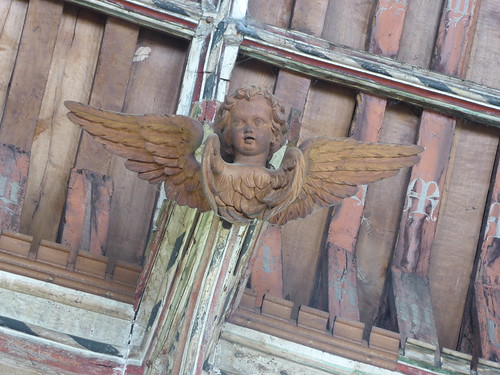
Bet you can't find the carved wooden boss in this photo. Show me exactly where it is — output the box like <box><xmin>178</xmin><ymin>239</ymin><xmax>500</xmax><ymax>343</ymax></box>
<box><xmin>65</xmin><ymin>86</ymin><xmax>423</xmax><ymax>225</ymax></box>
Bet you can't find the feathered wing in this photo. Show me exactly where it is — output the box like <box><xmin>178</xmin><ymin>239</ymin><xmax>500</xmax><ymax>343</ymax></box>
<box><xmin>269</xmin><ymin>137</ymin><xmax>424</xmax><ymax>225</ymax></box>
<box><xmin>65</xmin><ymin>101</ymin><xmax>210</xmax><ymax>212</ymax></box>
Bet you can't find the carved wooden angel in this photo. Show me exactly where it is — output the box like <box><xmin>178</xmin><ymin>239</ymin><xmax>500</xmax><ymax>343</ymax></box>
<box><xmin>65</xmin><ymin>87</ymin><xmax>423</xmax><ymax>226</ymax></box>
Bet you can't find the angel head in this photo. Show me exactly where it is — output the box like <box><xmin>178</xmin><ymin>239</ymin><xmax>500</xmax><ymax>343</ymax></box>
<box><xmin>213</xmin><ymin>86</ymin><xmax>288</xmax><ymax>166</ymax></box>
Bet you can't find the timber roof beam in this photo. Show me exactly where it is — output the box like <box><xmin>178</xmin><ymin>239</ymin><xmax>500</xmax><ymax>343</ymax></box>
<box><xmin>66</xmin><ymin>0</ymin><xmax>500</xmax><ymax>127</ymax></box>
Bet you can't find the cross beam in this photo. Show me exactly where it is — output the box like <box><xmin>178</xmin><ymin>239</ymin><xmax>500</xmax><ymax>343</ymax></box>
<box><xmin>67</xmin><ymin>0</ymin><xmax>500</xmax><ymax>127</ymax></box>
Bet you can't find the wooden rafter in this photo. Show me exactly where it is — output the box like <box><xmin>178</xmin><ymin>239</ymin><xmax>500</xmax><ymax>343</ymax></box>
<box><xmin>390</xmin><ymin>0</ymin><xmax>481</xmax><ymax>349</ymax></box>
<box><xmin>66</xmin><ymin>0</ymin><xmax>500</xmax><ymax>127</ymax></box>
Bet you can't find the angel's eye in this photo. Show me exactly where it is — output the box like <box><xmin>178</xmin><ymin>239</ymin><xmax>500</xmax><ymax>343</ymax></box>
<box><xmin>254</xmin><ymin>118</ymin><xmax>265</xmax><ymax>126</ymax></box>
<box><xmin>233</xmin><ymin>119</ymin><xmax>244</xmax><ymax>127</ymax></box>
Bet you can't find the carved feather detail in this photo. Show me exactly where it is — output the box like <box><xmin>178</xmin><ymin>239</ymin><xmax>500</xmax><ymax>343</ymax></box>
<box><xmin>268</xmin><ymin>137</ymin><xmax>423</xmax><ymax>225</ymax></box>
<box><xmin>64</xmin><ymin>101</ymin><xmax>210</xmax><ymax>212</ymax></box>
<box><xmin>65</xmin><ymin>101</ymin><xmax>423</xmax><ymax>226</ymax></box>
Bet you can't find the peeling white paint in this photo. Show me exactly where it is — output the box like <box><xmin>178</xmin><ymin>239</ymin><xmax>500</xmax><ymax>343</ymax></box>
<box><xmin>133</xmin><ymin>46</ymin><xmax>151</xmax><ymax>62</ymax></box>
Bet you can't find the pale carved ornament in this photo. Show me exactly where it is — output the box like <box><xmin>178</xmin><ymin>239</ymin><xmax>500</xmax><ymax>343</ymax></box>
<box><xmin>65</xmin><ymin>87</ymin><xmax>423</xmax><ymax>225</ymax></box>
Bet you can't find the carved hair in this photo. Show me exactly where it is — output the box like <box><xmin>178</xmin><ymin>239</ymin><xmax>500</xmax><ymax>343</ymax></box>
<box><xmin>213</xmin><ymin>86</ymin><xmax>288</xmax><ymax>161</ymax></box>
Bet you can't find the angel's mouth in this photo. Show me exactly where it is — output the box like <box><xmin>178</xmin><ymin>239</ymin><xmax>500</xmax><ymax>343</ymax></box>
<box><xmin>244</xmin><ymin>136</ymin><xmax>255</xmax><ymax>143</ymax></box>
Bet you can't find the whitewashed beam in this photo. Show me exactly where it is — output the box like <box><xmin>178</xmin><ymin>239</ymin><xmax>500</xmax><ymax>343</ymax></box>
<box><xmin>237</xmin><ymin>18</ymin><xmax>500</xmax><ymax>127</ymax></box>
<box><xmin>66</xmin><ymin>0</ymin><xmax>202</xmax><ymax>39</ymax></box>
<box><xmin>65</xmin><ymin>0</ymin><xmax>500</xmax><ymax>128</ymax></box>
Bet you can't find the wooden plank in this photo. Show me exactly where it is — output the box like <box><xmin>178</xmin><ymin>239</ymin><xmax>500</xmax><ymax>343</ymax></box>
<box><xmin>0</xmin><ymin>144</ymin><xmax>29</xmax><ymax>232</ymax></box>
<box><xmin>281</xmin><ymin>81</ymin><xmax>355</xmax><ymax>315</ymax></box>
<box><xmin>429</xmin><ymin>1</ymin><xmax>500</xmax><ymax>348</ymax></box>
<box><xmin>397</xmin><ymin>0</ymin><xmax>444</xmax><ymax>68</ymax></box>
<box><xmin>429</xmin><ymin>122</ymin><xmax>498</xmax><ymax>349</ymax></box>
<box><xmin>0</xmin><ymin>327</ymin><xmax>142</xmax><ymax>375</ymax></box>
<box><xmin>389</xmin><ymin>0</ymin><xmax>481</xmax><ymax>348</ymax></box>
<box><xmin>36</xmin><ymin>240</ymin><xmax>70</xmax><ymax>268</ymax></box>
<box><xmin>250</xmin><ymin>224</ymin><xmax>283</xmax><ymax>303</ymax></box>
<box><xmin>391</xmin><ymin>268</ymin><xmax>439</xmax><ymax>346</ymax></box>
<box><xmin>0</xmin><ymin>0</ymin><xmax>64</xmax><ymax>150</ymax></box>
<box><xmin>247</xmin><ymin>0</ymin><xmax>293</xmax><ymax>28</ymax></box>
<box><xmin>297</xmin><ymin>305</ymin><xmax>329</xmax><ymax>333</ymax></box>
<box><xmin>60</xmin><ymin>169</ymin><xmax>113</xmax><ymax>266</ymax></box>
<box><xmin>321</xmin><ymin>0</ymin><xmax>373</xmax><ymax>49</ymax></box>
<box><xmin>0</xmin><ymin>230</ymin><xmax>32</xmax><ymax>258</ymax></box>
<box><xmin>451</xmin><ymin>0</ymin><xmax>500</xmax><ymax>353</ymax></box>
<box><xmin>62</xmin><ymin>0</ymin><xmax>500</xmax><ymax>126</ymax></box>
<box><xmin>19</xmin><ymin>7</ymin><xmax>105</xmax><ymax>246</ymax></box>
<box><xmin>276</xmin><ymin>2</ymin><xmax>361</xmax><ymax>313</ymax></box>
<box><xmin>326</xmin><ymin>0</ymin><xmax>408</xmax><ymax>322</ymax></box>
<box><xmin>112</xmin><ymin>261</ymin><xmax>142</xmax><ymax>286</ymax></box>
<box><xmin>0</xmin><ymin>251</ymin><xmax>134</xmax><ymax>303</ymax></box>
<box><xmin>71</xmin><ymin>17</ymin><xmax>140</xmax><ymax>269</ymax></box>
<box><xmin>74</xmin><ymin>17</ymin><xmax>140</xmax><ymax>174</ymax></box>
<box><xmin>216</xmin><ymin>323</ymin><xmax>397</xmax><ymax>375</ymax></box>
<box><xmin>103</xmin><ymin>28</ymin><xmax>188</xmax><ymax>266</ymax></box>
<box><xmin>238</xmin><ymin>19</ymin><xmax>500</xmax><ymax>127</ymax></box>
<box><xmin>249</xmin><ymin>0</ymin><xmax>329</xmax><ymax>310</ymax></box>
<box><xmin>472</xmin><ymin>126</ymin><xmax>500</xmax><ymax>360</ymax></box>
<box><xmin>261</xmin><ymin>294</ymin><xmax>293</xmax><ymax>322</ymax></box>
<box><xmin>475</xmin><ymin>283</ymin><xmax>500</xmax><ymax>361</ymax></box>
<box><xmin>229</xmin><ymin>0</ymin><xmax>292</xmax><ymax>90</ymax></box>
<box><xmin>332</xmin><ymin>317</ymin><xmax>365</xmax><ymax>343</ymax></box>
<box><xmin>0</xmin><ymin>0</ymin><xmax>28</xmax><ymax>121</ymax></box>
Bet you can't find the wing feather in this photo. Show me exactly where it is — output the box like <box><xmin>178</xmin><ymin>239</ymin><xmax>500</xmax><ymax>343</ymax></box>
<box><xmin>65</xmin><ymin>101</ymin><xmax>210</xmax><ymax>212</ymax></box>
<box><xmin>269</xmin><ymin>137</ymin><xmax>423</xmax><ymax>225</ymax></box>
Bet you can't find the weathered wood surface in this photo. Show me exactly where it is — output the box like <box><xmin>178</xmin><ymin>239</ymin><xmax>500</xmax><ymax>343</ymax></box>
<box><xmin>472</xmin><ymin>131</ymin><xmax>500</xmax><ymax>361</ymax></box>
<box><xmin>104</xmin><ymin>28</ymin><xmax>188</xmax><ymax>266</ymax></box>
<box><xmin>0</xmin><ymin>144</ymin><xmax>29</xmax><ymax>232</ymax></box>
<box><xmin>61</xmin><ymin>169</ymin><xmax>113</xmax><ymax>263</ymax></box>
<box><xmin>0</xmin><ymin>0</ymin><xmax>64</xmax><ymax>150</ymax></box>
<box><xmin>67</xmin><ymin>0</ymin><xmax>500</xmax><ymax>126</ymax></box>
<box><xmin>0</xmin><ymin>230</ymin><xmax>138</xmax><ymax>303</ymax></box>
<box><xmin>325</xmin><ymin>0</ymin><xmax>408</xmax><ymax>322</ymax></box>
<box><xmin>228</xmin><ymin>292</ymin><xmax>400</xmax><ymax>370</ymax></box>
<box><xmin>276</xmin><ymin>0</ymin><xmax>359</xmax><ymax>314</ymax></box>
<box><xmin>74</xmin><ymin>17</ymin><xmax>140</xmax><ymax>174</ymax></box>
<box><xmin>245</xmin><ymin>0</ymin><xmax>330</xmax><ymax>312</ymax></box>
<box><xmin>431</xmin><ymin>0</ymin><xmax>500</xmax><ymax>350</ymax></box>
<box><xmin>19</xmin><ymin>6</ymin><xmax>105</xmax><ymax>246</ymax></box>
<box><xmin>214</xmin><ymin>323</ymin><xmax>401</xmax><ymax>375</ymax></box>
<box><xmin>1</xmin><ymin>1</ymin><xmax>500</xmax><ymax>373</ymax></box>
<box><xmin>387</xmin><ymin>0</ymin><xmax>481</xmax><ymax>349</ymax></box>
<box><xmin>0</xmin><ymin>0</ymin><xmax>28</xmax><ymax>122</ymax></box>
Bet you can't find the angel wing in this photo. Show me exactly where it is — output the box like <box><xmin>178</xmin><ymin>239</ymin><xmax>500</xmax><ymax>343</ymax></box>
<box><xmin>65</xmin><ymin>101</ymin><xmax>210</xmax><ymax>212</ymax></box>
<box><xmin>268</xmin><ymin>137</ymin><xmax>424</xmax><ymax>225</ymax></box>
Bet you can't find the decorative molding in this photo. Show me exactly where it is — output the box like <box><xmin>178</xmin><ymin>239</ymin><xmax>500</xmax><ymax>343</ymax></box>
<box><xmin>0</xmin><ymin>230</ymin><xmax>141</xmax><ymax>304</ymax></box>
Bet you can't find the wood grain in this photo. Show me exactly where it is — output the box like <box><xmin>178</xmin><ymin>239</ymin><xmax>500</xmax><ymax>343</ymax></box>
<box><xmin>0</xmin><ymin>144</ymin><xmax>29</xmax><ymax>231</ymax></box>
<box><xmin>0</xmin><ymin>0</ymin><xmax>28</xmax><ymax>121</ymax></box>
<box><xmin>326</xmin><ymin>0</ymin><xmax>409</xmax><ymax>322</ymax></box>
<box><xmin>321</xmin><ymin>0</ymin><xmax>373</xmax><ymax>49</ymax></box>
<box><xmin>397</xmin><ymin>0</ymin><xmax>444</xmax><ymax>68</ymax></box>
<box><xmin>104</xmin><ymin>29</ymin><xmax>188</xmax><ymax>265</ymax></box>
<box><xmin>431</xmin><ymin>0</ymin><xmax>500</xmax><ymax>350</ymax></box>
<box><xmin>19</xmin><ymin>7</ymin><xmax>105</xmax><ymax>245</ymax></box>
<box><xmin>0</xmin><ymin>0</ymin><xmax>64</xmax><ymax>150</ymax></box>
<box><xmin>74</xmin><ymin>17</ymin><xmax>140</xmax><ymax>174</ymax></box>
<box><xmin>356</xmin><ymin>103</ymin><xmax>419</xmax><ymax>326</ymax></box>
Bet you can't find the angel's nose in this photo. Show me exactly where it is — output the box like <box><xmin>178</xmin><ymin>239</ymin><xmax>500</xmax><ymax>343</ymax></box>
<box><xmin>243</xmin><ymin>123</ymin><xmax>253</xmax><ymax>133</ymax></box>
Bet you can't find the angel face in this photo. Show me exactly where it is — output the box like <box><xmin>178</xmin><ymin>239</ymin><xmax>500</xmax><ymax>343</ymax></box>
<box><xmin>228</xmin><ymin>96</ymin><xmax>274</xmax><ymax>166</ymax></box>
